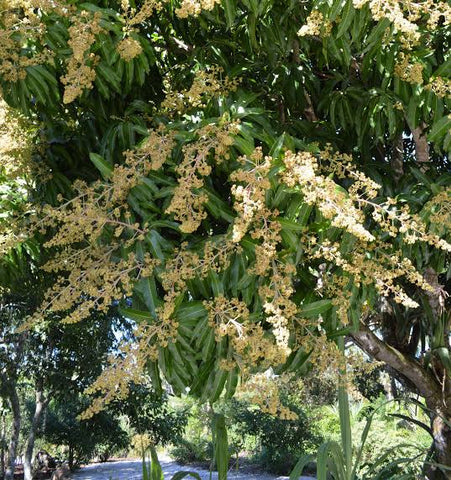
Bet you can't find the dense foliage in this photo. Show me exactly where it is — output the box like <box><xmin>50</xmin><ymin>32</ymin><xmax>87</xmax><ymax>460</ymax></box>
<box><xmin>43</xmin><ymin>395</ymin><xmax>128</xmax><ymax>468</ymax></box>
<box><xmin>112</xmin><ymin>382</ymin><xmax>188</xmax><ymax>447</ymax></box>
<box><xmin>0</xmin><ymin>0</ymin><xmax>450</xmax><ymax>477</ymax></box>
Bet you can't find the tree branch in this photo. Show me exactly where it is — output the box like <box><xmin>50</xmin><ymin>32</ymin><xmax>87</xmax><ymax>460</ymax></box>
<box><xmin>391</xmin><ymin>134</ymin><xmax>404</xmax><ymax>183</ymax></box>
<box><xmin>411</xmin><ymin>122</ymin><xmax>429</xmax><ymax>164</ymax></box>
<box><xmin>350</xmin><ymin>324</ymin><xmax>443</xmax><ymax>409</ymax></box>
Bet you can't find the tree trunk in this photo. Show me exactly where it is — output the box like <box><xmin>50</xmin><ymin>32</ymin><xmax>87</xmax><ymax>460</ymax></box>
<box><xmin>1</xmin><ymin>408</ymin><xmax>6</xmax><ymax>480</ymax></box>
<box><xmin>422</xmin><ymin>409</ymin><xmax>451</xmax><ymax>480</ymax></box>
<box><xmin>23</xmin><ymin>383</ymin><xmax>47</xmax><ymax>480</ymax></box>
<box><xmin>411</xmin><ymin>123</ymin><xmax>430</xmax><ymax>165</ymax></box>
<box><xmin>350</xmin><ymin>325</ymin><xmax>451</xmax><ymax>479</ymax></box>
<box><xmin>68</xmin><ymin>445</ymin><xmax>74</xmax><ymax>470</ymax></box>
<box><xmin>4</xmin><ymin>386</ymin><xmax>20</xmax><ymax>480</ymax></box>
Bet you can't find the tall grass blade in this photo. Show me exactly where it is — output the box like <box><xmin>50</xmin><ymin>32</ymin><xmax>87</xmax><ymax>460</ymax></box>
<box><xmin>212</xmin><ymin>413</ymin><xmax>229</xmax><ymax>480</ymax></box>
<box><xmin>337</xmin><ymin>336</ymin><xmax>352</xmax><ymax>478</ymax></box>
<box><xmin>317</xmin><ymin>441</ymin><xmax>346</xmax><ymax>480</ymax></box>
<box><xmin>150</xmin><ymin>445</ymin><xmax>164</xmax><ymax>480</ymax></box>
<box><xmin>351</xmin><ymin>409</ymin><xmax>375</xmax><ymax>478</ymax></box>
<box><xmin>171</xmin><ymin>472</ymin><xmax>202</xmax><ymax>480</ymax></box>
<box><xmin>289</xmin><ymin>454</ymin><xmax>314</xmax><ymax>480</ymax></box>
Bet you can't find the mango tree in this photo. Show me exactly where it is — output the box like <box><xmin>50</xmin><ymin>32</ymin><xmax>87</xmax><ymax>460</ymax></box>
<box><xmin>0</xmin><ymin>0</ymin><xmax>450</xmax><ymax>476</ymax></box>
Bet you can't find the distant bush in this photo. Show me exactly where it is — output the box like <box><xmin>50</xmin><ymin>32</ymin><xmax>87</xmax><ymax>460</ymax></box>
<box><xmin>223</xmin><ymin>398</ymin><xmax>323</xmax><ymax>474</ymax></box>
<box><xmin>170</xmin><ymin>438</ymin><xmax>212</xmax><ymax>465</ymax></box>
<box><xmin>170</xmin><ymin>399</ymin><xmax>213</xmax><ymax>464</ymax></box>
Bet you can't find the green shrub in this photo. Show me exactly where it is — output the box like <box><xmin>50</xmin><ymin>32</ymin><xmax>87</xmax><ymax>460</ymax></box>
<box><xmin>170</xmin><ymin>400</ymin><xmax>213</xmax><ymax>464</ymax></box>
<box><xmin>224</xmin><ymin>399</ymin><xmax>323</xmax><ymax>474</ymax></box>
<box><xmin>353</xmin><ymin>415</ymin><xmax>430</xmax><ymax>478</ymax></box>
<box><xmin>170</xmin><ymin>438</ymin><xmax>212</xmax><ymax>465</ymax></box>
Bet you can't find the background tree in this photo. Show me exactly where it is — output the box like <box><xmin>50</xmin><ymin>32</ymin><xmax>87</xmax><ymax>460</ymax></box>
<box><xmin>112</xmin><ymin>382</ymin><xmax>188</xmax><ymax>447</ymax></box>
<box><xmin>43</xmin><ymin>395</ymin><xmax>128</xmax><ymax>469</ymax></box>
<box><xmin>0</xmin><ymin>0</ymin><xmax>450</xmax><ymax>477</ymax></box>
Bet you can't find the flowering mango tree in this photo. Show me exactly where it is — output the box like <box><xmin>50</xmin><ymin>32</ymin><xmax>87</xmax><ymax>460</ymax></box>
<box><xmin>0</xmin><ymin>0</ymin><xmax>450</xmax><ymax>476</ymax></box>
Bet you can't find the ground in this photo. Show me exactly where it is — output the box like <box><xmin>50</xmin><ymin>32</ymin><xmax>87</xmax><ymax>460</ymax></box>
<box><xmin>70</xmin><ymin>456</ymin><xmax>314</xmax><ymax>480</ymax></box>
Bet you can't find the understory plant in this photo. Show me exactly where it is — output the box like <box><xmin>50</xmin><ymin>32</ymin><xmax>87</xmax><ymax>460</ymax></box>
<box><xmin>142</xmin><ymin>413</ymin><xmax>228</xmax><ymax>480</ymax></box>
<box><xmin>141</xmin><ymin>444</ymin><xmax>201</xmax><ymax>480</ymax></box>
<box><xmin>291</xmin><ymin>339</ymin><xmax>448</xmax><ymax>480</ymax></box>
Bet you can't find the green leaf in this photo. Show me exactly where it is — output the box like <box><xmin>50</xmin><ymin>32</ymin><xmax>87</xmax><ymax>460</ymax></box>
<box><xmin>171</xmin><ymin>472</ymin><xmax>202</xmax><ymax>480</ymax></box>
<box><xmin>290</xmin><ymin>454</ymin><xmax>314</xmax><ymax>480</ymax></box>
<box><xmin>150</xmin><ymin>445</ymin><xmax>164</xmax><ymax>480</ymax></box>
<box><xmin>222</xmin><ymin>0</ymin><xmax>237</xmax><ymax>28</ymax></box>
<box><xmin>119</xmin><ymin>307</ymin><xmax>152</xmax><ymax>323</ymax></box>
<box><xmin>97</xmin><ymin>62</ymin><xmax>121</xmax><ymax>93</ymax></box>
<box><xmin>429</xmin><ymin>115</ymin><xmax>451</xmax><ymax>143</ymax></box>
<box><xmin>89</xmin><ymin>153</ymin><xmax>113</xmax><ymax>179</ymax></box>
<box><xmin>299</xmin><ymin>299</ymin><xmax>332</xmax><ymax>318</ymax></box>
<box><xmin>212</xmin><ymin>413</ymin><xmax>229</xmax><ymax>480</ymax></box>
<box><xmin>135</xmin><ymin>276</ymin><xmax>160</xmax><ymax>317</ymax></box>
<box><xmin>336</xmin><ymin>0</ymin><xmax>354</xmax><ymax>38</ymax></box>
<box><xmin>175</xmin><ymin>302</ymin><xmax>207</xmax><ymax>324</ymax></box>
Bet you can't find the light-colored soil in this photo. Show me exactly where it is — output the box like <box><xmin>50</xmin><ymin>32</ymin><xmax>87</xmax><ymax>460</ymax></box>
<box><xmin>70</xmin><ymin>455</ymin><xmax>314</xmax><ymax>480</ymax></box>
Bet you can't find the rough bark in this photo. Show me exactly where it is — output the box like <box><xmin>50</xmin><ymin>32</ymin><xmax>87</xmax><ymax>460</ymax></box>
<box><xmin>4</xmin><ymin>385</ymin><xmax>20</xmax><ymax>480</ymax></box>
<box><xmin>68</xmin><ymin>446</ymin><xmax>74</xmax><ymax>470</ymax></box>
<box><xmin>351</xmin><ymin>325</ymin><xmax>442</xmax><ymax>403</ymax></box>
<box><xmin>23</xmin><ymin>382</ymin><xmax>47</xmax><ymax>480</ymax></box>
<box><xmin>391</xmin><ymin>134</ymin><xmax>404</xmax><ymax>183</ymax></box>
<box><xmin>412</xmin><ymin>122</ymin><xmax>430</xmax><ymax>164</ymax></box>
<box><xmin>1</xmin><ymin>410</ymin><xmax>5</xmax><ymax>480</ymax></box>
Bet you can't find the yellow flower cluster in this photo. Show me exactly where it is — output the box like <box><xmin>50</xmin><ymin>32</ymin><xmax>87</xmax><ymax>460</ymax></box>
<box><xmin>27</xmin><ymin>132</ymin><xmax>173</xmax><ymax>324</ymax></box>
<box><xmin>230</xmin><ymin>148</ymin><xmax>272</xmax><ymax>243</ymax></box>
<box><xmin>259</xmin><ymin>262</ymin><xmax>297</xmax><ymax>354</ymax></box>
<box><xmin>81</xmin><ymin>330</ymin><xmax>149</xmax><ymax>418</ymax></box>
<box><xmin>205</xmin><ymin>295</ymin><xmax>250</xmax><ymax>340</ymax></box>
<box><xmin>303</xmin><ymin>327</ymin><xmax>346</xmax><ymax>376</ymax></box>
<box><xmin>312</xmin><ymin>240</ymin><xmax>429</xmax><ymax>308</ymax></box>
<box><xmin>425</xmin><ymin>77</ymin><xmax>451</xmax><ymax>98</ymax></box>
<box><xmin>0</xmin><ymin>99</ymin><xmax>36</xmax><ymax>257</ymax></box>
<box><xmin>117</xmin><ymin>37</ymin><xmax>143</xmax><ymax>62</ymax></box>
<box><xmin>175</xmin><ymin>0</ymin><xmax>221</xmax><ymax>18</ymax></box>
<box><xmin>298</xmin><ymin>10</ymin><xmax>332</xmax><ymax>38</ymax></box>
<box><xmin>150</xmin><ymin>239</ymin><xmax>239</xmax><ymax>358</ymax></box>
<box><xmin>370</xmin><ymin>200</ymin><xmax>451</xmax><ymax>251</ymax></box>
<box><xmin>166</xmin><ymin>121</ymin><xmax>238</xmax><ymax>233</ymax></box>
<box><xmin>205</xmin><ymin>293</ymin><xmax>291</xmax><ymax>372</ymax></box>
<box><xmin>117</xmin><ymin>126</ymin><xmax>177</xmax><ymax>203</ymax></box>
<box><xmin>130</xmin><ymin>433</ymin><xmax>154</xmax><ymax>455</ymax></box>
<box><xmin>425</xmin><ymin>188</ymin><xmax>451</xmax><ymax>236</ymax></box>
<box><xmin>0</xmin><ymin>5</ymin><xmax>53</xmax><ymax>82</ymax></box>
<box><xmin>239</xmin><ymin>373</ymin><xmax>298</xmax><ymax>419</ymax></box>
<box><xmin>116</xmin><ymin>0</ymin><xmax>162</xmax><ymax>60</ymax></box>
<box><xmin>229</xmin><ymin>149</ymin><xmax>301</xmax><ymax>361</ymax></box>
<box><xmin>162</xmin><ymin>67</ymin><xmax>239</xmax><ymax>113</ymax></box>
<box><xmin>0</xmin><ymin>98</ymin><xmax>34</xmax><ymax>178</ymax></box>
<box><xmin>61</xmin><ymin>11</ymin><xmax>103</xmax><ymax>104</ymax></box>
<box><xmin>394</xmin><ymin>53</ymin><xmax>424</xmax><ymax>85</ymax></box>
<box><xmin>121</xmin><ymin>0</ymin><xmax>162</xmax><ymax>26</ymax></box>
<box><xmin>282</xmin><ymin>150</ymin><xmax>376</xmax><ymax>242</ymax></box>
<box><xmin>353</xmin><ymin>0</ymin><xmax>450</xmax><ymax>48</ymax></box>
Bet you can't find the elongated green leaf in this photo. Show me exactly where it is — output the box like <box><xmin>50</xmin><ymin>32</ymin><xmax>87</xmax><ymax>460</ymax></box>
<box><xmin>212</xmin><ymin>413</ymin><xmax>229</xmax><ymax>480</ymax></box>
<box><xmin>289</xmin><ymin>454</ymin><xmax>314</xmax><ymax>480</ymax></box>
<box><xmin>171</xmin><ymin>472</ymin><xmax>202</xmax><ymax>480</ymax></box>
<box><xmin>119</xmin><ymin>307</ymin><xmax>152</xmax><ymax>323</ymax></box>
<box><xmin>299</xmin><ymin>299</ymin><xmax>332</xmax><ymax>318</ymax></box>
<box><xmin>429</xmin><ymin>115</ymin><xmax>451</xmax><ymax>143</ymax></box>
<box><xmin>336</xmin><ymin>0</ymin><xmax>354</xmax><ymax>38</ymax></box>
<box><xmin>89</xmin><ymin>152</ymin><xmax>113</xmax><ymax>179</ymax></box>
<box><xmin>150</xmin><ymin>445</ymin><xmax>164</xmax><ymax>480</ymax></box>
<box><xmin>317</xmin><ymin>441</ymin><xmax>346</xmax><ymax>480</ymax></box>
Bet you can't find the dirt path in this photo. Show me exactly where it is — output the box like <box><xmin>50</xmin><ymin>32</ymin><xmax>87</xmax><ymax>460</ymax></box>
<box><xmin>71</xmin><ymin>457</ymin><xmax>314</xmax><ymax>480</ymax></box>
